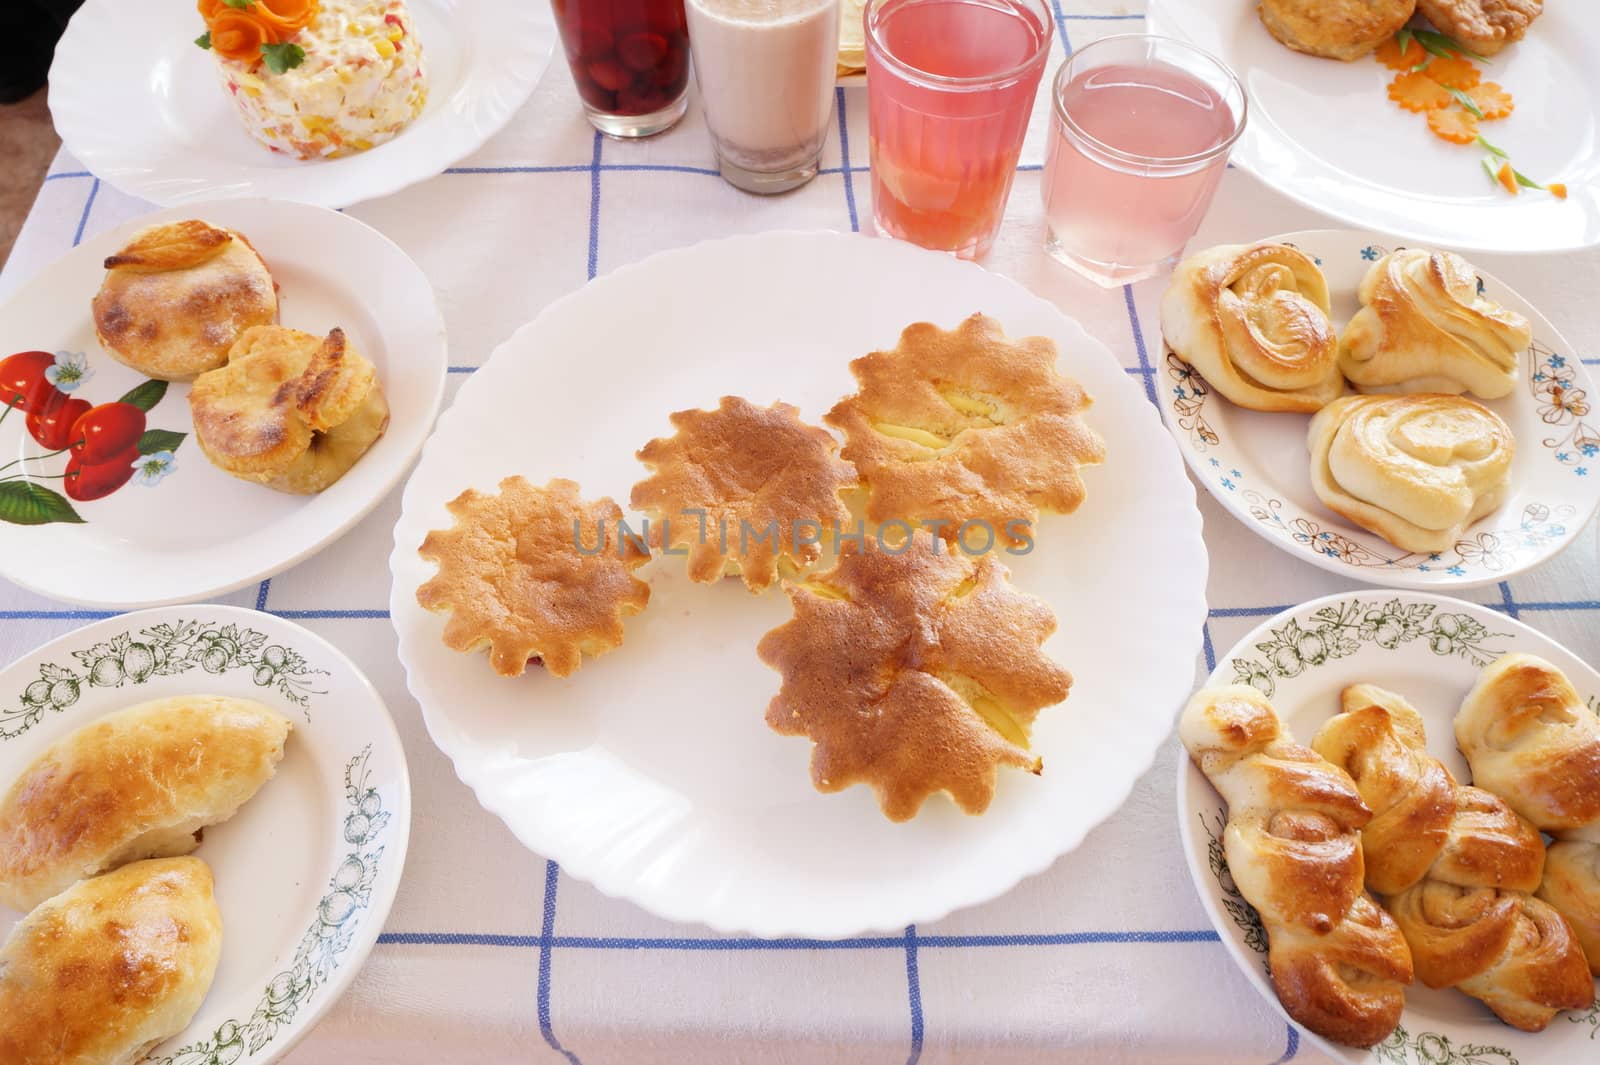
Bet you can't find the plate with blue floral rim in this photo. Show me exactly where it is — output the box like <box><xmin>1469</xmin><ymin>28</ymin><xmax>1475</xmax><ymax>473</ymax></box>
<box><xmin>0</xmin><ymin>604</ymin><xmax>410</xmax><ymax>1065</ymax></box>
<box><xmin>1159</xmin><ymin>228</ymin><xmax>1600</xmax><ymax>591</ymax></box>
<box><xmin>1177</xmin><ymin>590</ymin><xmax>1600</xmax><ymax>1065</ymax></box>
<box><xmin>0</xmin><ymin>197</ymin><xmax>447</xmax><ymax>608</ymax></box>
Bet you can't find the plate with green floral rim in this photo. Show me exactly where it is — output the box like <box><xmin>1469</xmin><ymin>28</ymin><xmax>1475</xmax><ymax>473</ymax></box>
<box><xmin>1177</xmin><ymin>590</ymin><xmax>1600</xmax><ymax>1064</ymax></box>
<box><xmin>1159</xmin><ymin>228</ymin><xmax>1600</xmax><ymax>591</ymax></box>
<box><xmin>0</xmin><ymin>605</ymin><xmax>410</xmax><ymax>1065</ymax></box>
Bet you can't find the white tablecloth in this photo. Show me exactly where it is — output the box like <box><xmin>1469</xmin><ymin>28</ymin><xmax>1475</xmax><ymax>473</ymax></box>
<box><xmin>3</xmin><ymin>3</ymin><xmax>1597</xmax><ymax>1062</ymax></box>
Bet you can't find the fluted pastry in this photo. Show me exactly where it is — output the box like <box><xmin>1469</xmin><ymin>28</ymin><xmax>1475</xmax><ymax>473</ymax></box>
<box><xmin>1457</xmin><ymin>653</ymin><xmax>1600</xmax><ymax>973</ymax></box>
<box><xmin>1181</xmin><ymin>684</ymin><xmax>1412</xmax><ymax>1048</ymax></box>
<box><xmin>1314</xmin><ymin>684</ymin><xmax>1592</xmax><ymax>1030</ymax></box>
<box><xmin>1257</xmin><ymin>0</ymin><xmax>1415</xmax><ymax>60</ymax></box>
<box><xmin>1340</xmin><ymin>249</ymin><xmax>1529</xmax><ymax>400</ymax></box>
<box><xmin>1308</xmin><ymin>394</ymin><xmax>1514</xmax><ymax>553</ymax></box>
<box><xmin>1160</xmin><ymin>243</ymin><xmax>1343</xmax><ymax>413</ymax></box>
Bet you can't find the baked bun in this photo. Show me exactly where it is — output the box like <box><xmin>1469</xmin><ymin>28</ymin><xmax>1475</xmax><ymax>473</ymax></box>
<box><xmin>0</xmin><ymin>695</ymin><xmax>291</xmax><ymax>912</ymax></box>
<box><xmin>1308</xmin><ymin>394</ymin><xmax>1514</xmax><ymax>553</ymax></box>
<box><xmin>189</xmin><ymin>325</ymin><xmax>389</xmax><ymax>495</ymax></box>
<box><xmin>1257</xmin><ymin>0</ymin><xmax>1415</xmax><ymax>61</ymax></box>
<box><xmin>91</xmin><ymin>220</ymin><xmax>278</xmax><ymax>381</ymax></box>
<box><xmin>1340</xmin><ymin>249</ymin><xmax>1529</xmax><ymax>400</ymax></box>
<box><xmin>0</xmin><ymin>857</ymin><xmax>222</xmax><ymax>1065</ymax></box>
<box><xmin>1160</xmin><ymin>242</ymin><xmax>1344</xmax><ymax>413</ymax></box>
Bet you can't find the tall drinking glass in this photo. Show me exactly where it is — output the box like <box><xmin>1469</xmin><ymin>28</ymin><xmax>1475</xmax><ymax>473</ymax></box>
<box><xmin>687</xmin><ymin>0</ymin><xmax>840</xmax><ymax>193</ymax></box>
<box><xmin>864</xmin><ymin>0</ymin><xmax>1052</xmax><ymax>259</ymax></box>
<box><xmin>1041</xmin><ymin>35</ymin><xmax>1246</xmax><ymax>285</ymax></box>
<box><xmin>550</xmin><ymin>0</ymin><xmax>692</xmax><ymax>139</ymax></box>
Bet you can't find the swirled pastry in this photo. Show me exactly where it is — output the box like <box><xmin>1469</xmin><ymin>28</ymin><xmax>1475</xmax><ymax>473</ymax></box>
<box><xmin>1257</xmin><ymin>0</ymin><xmax>1415</xmax><ymax>60</ymax></box>
<box><xmin>1415</xmin><ymin>0</ymin><xmax>1541</xmax><ymax>56</ymax></box>
<box><xmin>1340</xmin><ymin>249</ymin><xmax>1530</xmax><ymax>400</ymax></box>
<box><xmin>92</xmin><ymin>220</ymin><xmax>278</xmax><ymax>380</ymax></box>
<box><xmin>1314</xmin><ymin>684</ymin><xmax>1592</xmax><ymax>1031</ymax></box>
<box><xmin>1161</xmin><ymin>243</ymin><xmax>1343</xmax><ymax>413</ymax></box>
<box><xmin>1308</xmin><ymin>394</ymin><xmax>1514</xmax><ymax>553</ymax></box>
<box><xmin>1181</xmin><ymin>685</ymin><xmax>1412</xmax><ymax>1048</ymax></box>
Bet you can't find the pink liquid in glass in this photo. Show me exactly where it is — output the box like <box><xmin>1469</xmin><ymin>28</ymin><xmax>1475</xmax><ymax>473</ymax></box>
<box><xmin>866</xmin><ymin>0</ymin><xmax>1051</xmax><ymax>259</ymax></box>
<box><xmin>1043</xmin><ymin>59</ymin><xmax>1239</xmax><ymax>283</ymax></box>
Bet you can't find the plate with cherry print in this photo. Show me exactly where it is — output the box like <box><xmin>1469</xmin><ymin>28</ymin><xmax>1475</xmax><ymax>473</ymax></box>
<box><xmin>0</xmin><ymin>198</ymin><xmax>446</xmax><ymax>608</ymax></box>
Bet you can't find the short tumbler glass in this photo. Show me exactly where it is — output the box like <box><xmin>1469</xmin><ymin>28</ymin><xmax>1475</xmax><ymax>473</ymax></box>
<box><xmin>551</xmin><ymin>0</ymin><xmax>692</xmax><ymax>139</ymax></box>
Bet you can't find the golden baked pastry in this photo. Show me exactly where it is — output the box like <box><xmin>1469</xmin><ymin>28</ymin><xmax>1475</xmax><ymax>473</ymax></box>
<box><xmin>1416</xmin><ymin>0</ymin><xmax>1541</xmax><ymax>55</ymax></box>
<box><xmin>1456</xmin><ymin>653</ymin><xmax>1600</xmax><ymax>974</ymax></box>
<box><xmin>0</xmin><ymin>694</ymin><xmax>291</xmax><ymax>913</ymax></box>
<box><xmin>1340</xmin><ymin>249</ymin><xmax>1529</xmax><ymax>400</ymax></box>
<box><xmin>1181</xmin><ymin>685</ymin><xmax>1412</xmax><ymax>1048</ymax></box>
<box><xmin>758</xmin><ymin>530</ymin><xmax>1070</xmax><ymax>821</ymax></box>
<box><xmin>1313</xmin><ymin>684</ymin><xmax>1591</xmax><ymax>1032</ymax></box>
<box><xmin>0</xmin><ymin>857</ymin><xmax>222</xmax><ymax>1065</ymax></box>
<box><xmin>630</xmin><ymin>396</ymin><xmax>856</xmax><ymax>592</ymax></box>
<box><xmin>1257</xmin><ymin>0</ymin><xmax>1416</xmax><ymax>61</ymax></box>
<box><xmin>417</xmin><ymin>476</ymin><xmax>651</xmax><ymax>678</ymax></box>
<box><xmin>824</xmin><ymin>315</ymin><xmax>1104</xmax><ymax>548</ymax></box>
<box><xmin>189</xmin><ymin>324</ymin><xmax>389</xmax><ymax>495</ymax></box>
<box><xmin>1160</xmin><ymin>242</ymin><xmax>1343</xmax><ymax>413</ymax></box>
<box><xmin>92</xmin><ymin>219</ymin><xmax>278</xmax><ymax>380</ymax></box>
<box><xmin>1308</xmin><ymin>394</ymin><xmax>1514</xmax><ymax>553</ymax></box>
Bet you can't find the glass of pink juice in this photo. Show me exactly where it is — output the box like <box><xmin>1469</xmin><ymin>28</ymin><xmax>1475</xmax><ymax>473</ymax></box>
<box><xmin>864</xmin><ymin>0</ymin><xmax>1052</xmax><ymax>260</ymax></box>
<box><xmin>1041</xmin><ymin>35</ymin><xmax>1245</xmax><ymax>285</ymax></box>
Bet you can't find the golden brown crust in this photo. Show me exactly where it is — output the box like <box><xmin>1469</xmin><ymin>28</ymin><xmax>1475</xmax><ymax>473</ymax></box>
<box><xmin>1538</xmin><ymin>842</ymin><xmax>1600</xmax><ymax>974</ymax></box>
<box><xmin>92</xmin><ymin>221</ymin><xmax>277</xmax><ymax>380</ymax></box>
<box><xmin>824</xmin><ymin>315</ymin><xmax>1104</xmax><ymax>547</ymax></box>
<box><xmin>416</xmin><ymin>476</ymin><xmax>651</xmax><ymax>678</ymax></box>
<box><xmin>1257</xmin><ymin>0</ymin><xmax>1415</xmax><ymax>61</ymax></box>
<box><xmin>1415</xmin><ymin>0</ymin><xmax>1541</xmax><ymax>55</ymax></box>
<box><xmin>189</xmin><ymin>325</ymin><xmax>386</xmax><ymax>495</ymax></box>
<box><xmin>0</xmin><ymin>857</ymin><xmax>222</xmax><ymax>1065</ymax></box>
<box><xmin>0</xmin><ymin>695</ymin><xmax>291</xmax><ymax>913</ymax></box>
<box><xmin>1181</xmin><ymin>685</ymin><xmax>1412</xmax><ymax>1049</ymax></box>
<box><xmin>630</xmin><ymin>396</ymin><xmax>856</xmax><ymax>592</ymax></box>
<box><xmin>757</xmin><ymin>530</ymin><xmax>1070</xmax><ymax>821</ymax></box>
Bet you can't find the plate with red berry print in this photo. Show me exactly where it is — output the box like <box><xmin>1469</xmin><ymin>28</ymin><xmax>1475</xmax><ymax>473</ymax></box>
<box><xmin>0</xmin><ymin>198</ymin><xmax>446</xmax><ymax>608</ymax></box>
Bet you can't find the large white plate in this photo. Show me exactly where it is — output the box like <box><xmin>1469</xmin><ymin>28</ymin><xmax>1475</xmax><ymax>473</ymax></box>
<box><xmin>1146</xmin><ymin>1</ymin><xmax>1600</xmax><ymax>253</ymax></box>
<box><xmin>389</xmin><ymin>231</ymin><xmax>1209</xmax><ymax>937</ymax></box>
<box><xmin>0</xmin><ymin>199</ymin><xmax>447</xmax><ymax>608</ymax></box>
<box><xmin>0</xmin><ymin>605</ymin><xmax>409</xmax><ymax>1065</ymax></box>
<box><xmin>1159</xmin><ymin>228</ymin><xmax>1600</xmax><ymax>590</ymax></box>
<box><xmin>1179</xmin><ymin>591</ymin><xmax>1600</xmax><ymax>1064</ymax></box>
<box><xmin>49</xmin><ymin>0</ymin><xmax>554</xmax><ymax>209</ymax></box>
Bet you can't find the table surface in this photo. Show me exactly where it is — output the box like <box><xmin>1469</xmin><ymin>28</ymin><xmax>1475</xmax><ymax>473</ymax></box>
<box><xmin>4</xmin><ymin>3</ymin><xmax>1598</xmax><ymax>1063</ymax></box>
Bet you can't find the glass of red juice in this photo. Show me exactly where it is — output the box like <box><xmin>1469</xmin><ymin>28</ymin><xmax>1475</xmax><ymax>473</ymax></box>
<box><xmin>550</xmin><ymin>0</ymin><xmax>692</xmax><ymax>138</ymax></box>
<box><xmin>1041</xmin><ymin>35</ymin><xmax>1245</xmax><ymax>285</ymax></box>
<box><xmin>864</xmin><ymin>0</ymin><xmax>1052</xmax><ymax>260</ymax></box>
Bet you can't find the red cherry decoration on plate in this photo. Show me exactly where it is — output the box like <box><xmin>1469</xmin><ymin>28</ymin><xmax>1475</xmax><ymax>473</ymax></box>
<box><xmin>26</xmin><ymin>395</ymin><xmax>91</xmax><ymax>451</ymax></box>
<box><xmin>70</xmin><ymin>402</ymin><xmax>147</xmax><ymax>465</ymax></box>
<box><xmin>0</xmin><ymin>351</ymin><xmax>59</xmax><ymax>412</ymax></box>
<box><xmin>65</xmin><ymin>444</ymin><xmax>140</xmax><ymax>502</ymax></box>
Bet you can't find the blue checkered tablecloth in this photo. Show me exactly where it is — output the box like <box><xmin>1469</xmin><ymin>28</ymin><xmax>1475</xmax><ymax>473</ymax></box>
<box><xmin>3</xmin><ymin>3</ymin><xmax>1597</xmax><ymax>1062</ymax></box>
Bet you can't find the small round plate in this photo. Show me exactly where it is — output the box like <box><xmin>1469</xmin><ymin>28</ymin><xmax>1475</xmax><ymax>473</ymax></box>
<box><xmin>1146</xmin><ymin>0</ymin><xmax>1600</xmax><ymax>253</ymax></box>
<box><xmin>1158</xmin><ymin>228</ymin><xmax>1600</xmax><ymax>590</ymax></box>
<box><xmin>390</xmin><ymin>230</ymin><xmax>1209</xmax><ymax>938</ymax></box>
<box><xmin>0</xmin><ymin>198</ymin><xmax>447</xmax><ymax>609</ymax></box>
<box><xmin>0</xmin><ymin>605</ymin><xmax>410</xmax><ymax>1065</ymax></box>
<box><xmin>49</xmin><ymin>0</ymin><xmax>555</xmax><ymax>209</ymax></box>
<box><xmin>1178</xmin><ymin>591</ymin><xmax>1600</xmax><ymax>1064</ymax></box>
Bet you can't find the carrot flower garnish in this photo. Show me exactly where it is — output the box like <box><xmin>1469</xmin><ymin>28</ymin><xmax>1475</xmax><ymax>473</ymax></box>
<box><xmin>1426</xmin><ymin>107</ymin><xmax>1479</xmax><ymax>145</ymax></box>
<box><xmin>207</xmin><ymin>11</ymin><xmax>278</xmax><ymax>61</ymax></box>
<box><xmin>1423</xmin><ymin>57</ymin><xmax>1481</xmax><ymax>90</ymax></box>
<box><xmin>1389</xmin><ymin>71</ymin><xmax>1452</xmax><ymax>112</ymax></box>
<box><xmin>1374</xmin><ymin>35</ymin><xmax>1427</xmax><ymax>70</ymax></box>
<box><xmin>1464</xmin><ymin>83</ymin><xmax>1514</xmax><ymax>120</ymax></box>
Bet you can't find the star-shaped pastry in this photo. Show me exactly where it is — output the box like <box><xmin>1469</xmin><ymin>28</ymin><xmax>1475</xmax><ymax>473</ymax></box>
<box><xmin>416</xmin><ymin>476</ymin><xmax>650</xmax><ymax>677</ymax></box>
<box><xmin>631</xmin><ymin>396</ymin><xmax>856</xmax><ymax>592</ymax></box>
<box><xmin>758</xmin><ymin>530</ymin><xmax>1072</xmax><ymax>820</ymax></box>
<box><xmin>825</xmin><ymin>314</ymin><xmax>1105</xmax><ymax>546</ymax></box>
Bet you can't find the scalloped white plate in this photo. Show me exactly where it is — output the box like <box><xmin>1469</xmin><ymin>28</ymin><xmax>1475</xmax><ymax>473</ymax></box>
<box><xmin>1159</xmin><ymin>228</ymin><xmax>1600</xmax><ymax>590</ymax></box>
<box><xmin>0</xmin><ymin>605</ymin><xmax>410</xmax><ymax>1065</ymax></box>
<box><xmin>1146</xmin><ymin>0</ymin><xmax>1600</xmax><ymax>253</ymax></box>
<box><xmin>1179</xmin><ymin>591</ymin><xmax>1600</xmax><ymax>1063</ymax></box>
<box><xmin>389</xmin><ymin>230</ymin><xmax>1209</xmax><ymax>937</ymax></box>
<box><xmin>49</xmin><ymin>0</ymin><xmax>554</xmax><ymax>209</ymax></box>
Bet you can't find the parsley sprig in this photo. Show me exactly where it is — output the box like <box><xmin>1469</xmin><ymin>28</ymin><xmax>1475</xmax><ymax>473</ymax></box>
<box><xmin>260</xmin><ymin>42</ymin><xmax>306</xmax><ymax>74</ymax></box>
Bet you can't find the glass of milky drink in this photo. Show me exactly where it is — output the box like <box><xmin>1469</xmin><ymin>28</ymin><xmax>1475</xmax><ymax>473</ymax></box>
<box><xmin>686</xmin><ymin>0</ymin><xmax>841</xmax><ymax>194</ymax></box>
<box><xmin>1041</xmin><ymin>34</ymin><xmax>1246</xmax><ymax>285</ymax></box>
